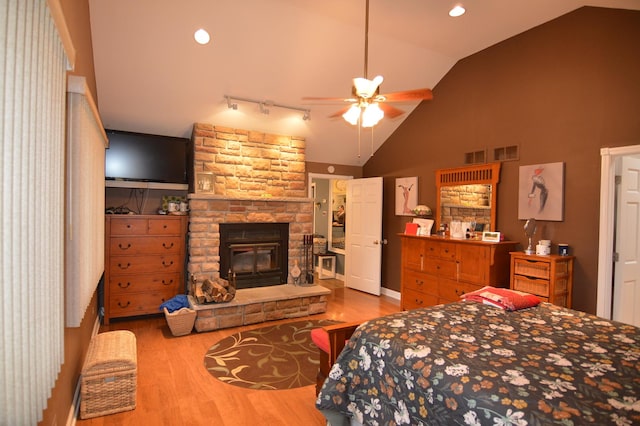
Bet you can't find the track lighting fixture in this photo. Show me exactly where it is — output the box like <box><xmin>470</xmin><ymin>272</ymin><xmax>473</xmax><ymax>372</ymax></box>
<box><xmin>224</xmin><ymin>95</ymin><xmax>310</xmax><ymax>121</ymax></box>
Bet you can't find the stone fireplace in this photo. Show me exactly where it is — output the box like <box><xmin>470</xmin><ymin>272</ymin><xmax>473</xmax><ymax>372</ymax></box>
<box><xmin>186</xmin><ymin>124</ymin><xmax>330</xmax><ymax>331</ymax></box>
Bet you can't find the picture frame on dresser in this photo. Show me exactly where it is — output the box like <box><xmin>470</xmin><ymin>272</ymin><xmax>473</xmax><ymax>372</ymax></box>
<box><xmin>482</xmin><ymin>231</ymin><xmax>501</xmax><ymax>242</ymax></box>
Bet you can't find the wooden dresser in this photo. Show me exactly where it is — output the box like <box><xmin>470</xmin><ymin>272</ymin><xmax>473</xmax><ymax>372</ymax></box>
<box><xmin>510</xmin><ymin>252</ymin><xmax>574</xmax><ymax>308</ymax></box>
<box><xmin>400</xmin><ymin>235</ymin><xmax>517</xmax><ymax>310</ymax></box>
<box><xmin>104</xmin><ymin>215</ymin><xmax>188</xmax><ymax>324</ymax></box>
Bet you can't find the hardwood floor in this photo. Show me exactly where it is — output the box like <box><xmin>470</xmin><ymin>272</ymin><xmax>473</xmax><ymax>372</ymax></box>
<box><xmin>77</xmin><ymin>279</ymin><xmax>400</xmax><ymax>425</ymax></box>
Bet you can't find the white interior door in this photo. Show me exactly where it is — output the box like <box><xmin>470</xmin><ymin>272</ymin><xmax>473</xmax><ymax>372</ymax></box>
<box><xmin>613</xmin><ymin>156</ymin><xmax>640</xmax><ymax>326</ymax></box>
<box><xmin>345</xmin><ymin>177</ymin><xmax>383</xmax><ymax>295</ymax></box>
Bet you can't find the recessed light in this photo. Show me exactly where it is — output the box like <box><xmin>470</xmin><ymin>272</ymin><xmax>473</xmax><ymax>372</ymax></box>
<box><xmin>449</xmin><ymin>5</ymin><xmax>465</xmax><ymax>17</ymax></box>
<box><xmin>194</xmin><ymin>28</ymin><xmax>210</xmax><ymax>45</ymax></box>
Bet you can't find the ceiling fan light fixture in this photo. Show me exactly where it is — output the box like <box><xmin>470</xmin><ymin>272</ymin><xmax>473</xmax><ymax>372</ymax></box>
<box><xmin>343</xmin><ymin>104</ymin><xmax>361</xmax><ymax>125</ymax></box>
<box><xmin>361</xmin><ymin>102</ymin><xmax>384</xmax><ymax>127</ymax></box>
<box><xmin>353</xmin><ymin>75</ymin><xmax>384</xmax><ymax>99</ymax></box>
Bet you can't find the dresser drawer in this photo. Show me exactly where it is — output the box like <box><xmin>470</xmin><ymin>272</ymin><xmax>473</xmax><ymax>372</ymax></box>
<box><xmin>513</xmin><ymin>258</ymin><xmax>550</xmax><ymax>279</ymax></box>
<box><xmin>110</xmin><ymin>218</ymin><xmax>149</xmax><ymax>235</ymax></box>
<box><xmin>403</xmin><ymin>269</ymin><xmax>436</xmax><ymax>294</ymax></box>
<box><xmin>438</xmin><ymin>280</ymin><xmax>481</xmax><ymax>303</ymax></box>
<box><xmin>512</xmin><ymin>275</ymin><xmax>549</xmax><ymax>297</ymax></box>
<box><xmin>109</xmin><ymin>289</ymin><xmax>177</xmax><ymax>318</ymax></box>
<box><xmin>148</xmin><ymin>218</ymin><xmax>183</xmax><ymax>235</ymax></box>
<box><xmin>110</xmin><ymin>236</ymin><xmax>183</xmax><ymax>255</ymax></box>
<box><xmin>109</xmin><ymin>254</ymin><xmax>183</xmax><ymax>275</ymax></box>
<box><xmin>424</xmin><ymin>258</ymin><xmax>457</xmax><ymax>278</ymax></box>
<box><xmin>423</xmin><ymin>240</ymin><xmax>457</xmax><ymax>261</ymax></box>
<box><xmin>109</xmin><ymin>272</ymin><xmax>181</xmax><ymax>295</ymax></box>
<box><xmin>402</xmin><ymin>288</ymin><xmax>439</xmax><ymax>310</ymax></box>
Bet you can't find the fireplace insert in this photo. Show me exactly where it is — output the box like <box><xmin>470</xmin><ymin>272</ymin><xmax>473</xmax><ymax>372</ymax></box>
<box><xmin>219</xmin><ymin>223</ymin><xmax>289</xmax><ymax>288</ymax></box>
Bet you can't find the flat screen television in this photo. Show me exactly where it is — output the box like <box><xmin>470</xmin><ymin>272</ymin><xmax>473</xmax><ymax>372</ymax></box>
<box><xmin>105</xmin><ymin>129</ymin><xmax>189</xmax><ymax>184</ymax></box>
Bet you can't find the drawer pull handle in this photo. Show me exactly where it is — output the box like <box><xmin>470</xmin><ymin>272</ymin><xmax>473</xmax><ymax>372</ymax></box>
<box><xmin>162</xmin><ymin>242</ymin><xmax>174</xmax><ymax>249</ymax></box>
<box><xmin>163</xmin><ymin>225</ymin><xmax>168</xmax><ymax>229</ymax></box>
<box><xmin>118</xmin><ymin>262</ymin><xmax>131</xmax><ymax>270</ymax></box>
<box><xmin>118</xmin><ymin>243</ymin><xmax>132</xmax><ymax>250</ymax></box>
<box><xmin>126</xmin><ymin>224</ymin><xmax>131</xmax><ymax>228</ymax></box>
<box><xmin>455</xmin><ymin>289</ymin><xmax>466</xmax><ymax>296</ymax></box>
<box><xmin>117</xmin><ymin>282</ymin><xmax>131</xmax><ymax>289</ymax></box>
<box><xmin>162</xmin><ymin>260</ymin><xmax>174</xmax><ymax>267</ymax></box>
<box><xmin>117</xmin><ymin>301</ymin><xmax>131</xmax><ymax>308</ymax></box>
<box><xmin>162</xmin><ymin>279</ymin><xmax>174</xmax><ymax>285</ymax></box>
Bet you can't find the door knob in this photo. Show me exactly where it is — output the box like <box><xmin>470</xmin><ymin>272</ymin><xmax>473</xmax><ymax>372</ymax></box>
<box><xmin>373</xmin><ymin>239</ymin><xmax>388</xmax><ymax>245</ymax></box>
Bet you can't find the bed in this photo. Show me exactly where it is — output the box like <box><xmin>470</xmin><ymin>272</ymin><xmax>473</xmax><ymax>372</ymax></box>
<box><xmin>316</xmin><ymin>298</ymin><xmax>640</xmax><ymax>425</ymax></box>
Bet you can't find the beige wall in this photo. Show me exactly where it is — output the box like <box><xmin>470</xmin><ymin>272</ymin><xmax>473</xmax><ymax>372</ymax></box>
<box><xmin>364</xmin><ymin>7</ymin><xmax>640</xmax><ymax>314</ymax></box>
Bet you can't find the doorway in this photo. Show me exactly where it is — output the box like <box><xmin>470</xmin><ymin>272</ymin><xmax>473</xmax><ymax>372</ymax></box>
<box><xmin>308</xmin><ymin>173</ymin><xmax>352</xmax><ymax>280</ymax></box>
<box><xmin>597</xmin><ymin>144</ymin><xmax>640</xmax><ymax>321</ymax></box>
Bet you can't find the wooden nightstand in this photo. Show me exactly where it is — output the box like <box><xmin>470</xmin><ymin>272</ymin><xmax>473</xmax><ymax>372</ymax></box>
<box><xmin>510</xmin><ymin>252</ymin><xmax>574</xmax><ymax>308</ymax></box>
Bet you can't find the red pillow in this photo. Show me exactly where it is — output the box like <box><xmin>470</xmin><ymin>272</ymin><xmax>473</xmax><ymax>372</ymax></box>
<box><xmin>462</xmin><ymin>286</ymin><xmax>540</xmax><ymax>311</ymax></box>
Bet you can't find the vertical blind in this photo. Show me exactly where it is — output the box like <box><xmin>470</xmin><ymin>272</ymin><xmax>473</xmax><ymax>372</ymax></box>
<box><xmin>0</xmin><ymin>0</ymin><xmax>71</xmax><ymax>423</ymax></box>
<box><xmin>66</xmin><ymin>76</ymin><xmax>107</xmax><ymax>327</ymax></box>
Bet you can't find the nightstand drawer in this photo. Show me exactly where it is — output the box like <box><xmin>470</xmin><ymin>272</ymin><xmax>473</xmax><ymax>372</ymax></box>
<box><xmin>512</xmin><ymin>275</ymin><xmax>549</xmax><ymax>297</ymax></box>
<box><xmin>513</xmin><ymin>258</ymin><xmax>550</xmax><ymax>279</ymax></box>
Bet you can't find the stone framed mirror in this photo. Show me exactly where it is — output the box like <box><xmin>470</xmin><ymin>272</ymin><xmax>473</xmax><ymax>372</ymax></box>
<box><xmin>435</xmin><ymin>163</ymin><xmax>501</xmax><ymax>233</ymax></box>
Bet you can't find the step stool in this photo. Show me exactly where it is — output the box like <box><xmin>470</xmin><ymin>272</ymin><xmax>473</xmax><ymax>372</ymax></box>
<box><xmin>317</xmin><ymin>253</ymin><xmax>336</xmax><ymax>279</ymax></box>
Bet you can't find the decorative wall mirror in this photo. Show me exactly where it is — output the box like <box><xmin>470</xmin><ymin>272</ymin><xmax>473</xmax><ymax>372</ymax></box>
<box><xmin>435</xmin><ymin>163</ymin><xmax>501</xmax><ymax>233</ymax></box>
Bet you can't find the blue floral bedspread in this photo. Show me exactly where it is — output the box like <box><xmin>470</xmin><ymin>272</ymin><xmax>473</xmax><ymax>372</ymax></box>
<box><xmin>316</xmin><ymin>302</ymin><xmax>640</xmax><ymax>425</ymax></box>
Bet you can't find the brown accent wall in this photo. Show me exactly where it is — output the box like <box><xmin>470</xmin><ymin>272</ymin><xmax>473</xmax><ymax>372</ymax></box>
<box><xmin>364</xmin><ymin>7</ymin><xmax>640</xmax><ymax>314</ymax></box>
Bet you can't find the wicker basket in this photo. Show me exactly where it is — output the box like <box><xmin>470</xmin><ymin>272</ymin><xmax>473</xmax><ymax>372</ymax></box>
<box><xmin>164</xmin><ymin>307</ymin><xmax>196</xmax><ymax>336</ymax></box>
<box><xmin>80</xmin><ymin>330</ymin><xmax>137</xmax><ymax>419</ymax></box>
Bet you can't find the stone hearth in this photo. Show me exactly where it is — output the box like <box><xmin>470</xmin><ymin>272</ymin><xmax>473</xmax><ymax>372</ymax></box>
<box><xmin>188</xmin><ymin>284</ymin><xmax>330</xmax><ymax>332</ymax></box>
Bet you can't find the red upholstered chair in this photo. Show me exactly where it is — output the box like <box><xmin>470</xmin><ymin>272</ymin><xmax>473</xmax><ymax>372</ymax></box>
<box><xmin>311</xmin><ymin>322</ymin><xmax>361</xmax><ymax>395</ymax></box>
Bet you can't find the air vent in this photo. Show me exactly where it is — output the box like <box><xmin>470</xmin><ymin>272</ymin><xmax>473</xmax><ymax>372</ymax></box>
<box><xmin>464</xmin><ymin>149</ymin><xmax>487</xmax><ymax>165</ymax></box>
<box><xmin>493</xmin><ymin>145</ymin><xmax>519</xmax><ymax>162</ymax></box>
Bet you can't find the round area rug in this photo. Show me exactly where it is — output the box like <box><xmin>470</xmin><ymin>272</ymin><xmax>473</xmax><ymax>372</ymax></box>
<box><xmin>204</xmin><ymin>319</ymin><xmax>338</xmax><ymax>390</ymax></box>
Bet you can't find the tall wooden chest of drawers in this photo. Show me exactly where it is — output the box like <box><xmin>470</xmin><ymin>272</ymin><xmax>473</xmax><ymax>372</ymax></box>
<box><xmin>400</xmin><ymin>235</ymin><xmax>516</xmax><ymax>311</ymax></box>
<box><xmin>510</xmin><ymin>252</ymin><xmax>574</xmax><ymax>308</ymax></box>
<box><xmin>104</xmin><ymin>215</ymin><xmax>188</xmax><ymax>324</ymax></box>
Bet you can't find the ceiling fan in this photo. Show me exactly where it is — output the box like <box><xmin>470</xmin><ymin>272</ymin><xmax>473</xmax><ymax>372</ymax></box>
<box><xmin>303</xmin><ymin>0</ymin><xmax>433</xmax><ymax>128</ymax></box>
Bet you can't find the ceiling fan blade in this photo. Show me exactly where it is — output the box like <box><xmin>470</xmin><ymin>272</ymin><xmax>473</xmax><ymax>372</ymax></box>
<box><xmin>328</xmin><ymin>106</ymin><xmax>353</xmax><ymax>119</ymax></box>
<box><xmin>378</xmin><ymin>103</ymin><xmax>405</xmax><ymax>118</ymax></box>
<box><xmin>380</xmin><ymin>88</ymin><xmax>433</xmax><ymax>102</ymax></box>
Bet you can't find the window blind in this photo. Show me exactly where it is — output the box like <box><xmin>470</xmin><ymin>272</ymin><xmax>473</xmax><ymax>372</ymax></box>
<box><xmin>0</xmin><ymin>0</ymin><xmax>71</xmax><ymax>423</ymax></box>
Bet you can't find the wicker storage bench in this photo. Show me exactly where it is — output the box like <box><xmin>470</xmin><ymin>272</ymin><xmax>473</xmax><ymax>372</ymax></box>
<box><xmin>80</xmin><ymin>330</ymin><xmax>137</xmax><ymax>419</ymax></box>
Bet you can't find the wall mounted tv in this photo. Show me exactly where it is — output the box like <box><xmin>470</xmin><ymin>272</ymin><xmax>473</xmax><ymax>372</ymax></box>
<box><xmin>105</xmin><ymin>129</ymin><xmax>189</xmax><ymax>185</ymax></box>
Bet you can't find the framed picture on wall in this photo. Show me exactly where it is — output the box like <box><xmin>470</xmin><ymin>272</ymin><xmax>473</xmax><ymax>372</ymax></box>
<box><xmin>196</xmin><ymin>172</ymin><xmax>215</xmax><ymax>193</ymax></box>
<box><xmin>396</xmin><ymin>177</ymin><xmax>418</xmax><ymax>216</ymax></box>
<box><xmin>518</xmin><ymin>162</ymin><xmax>564</xmax><ymax>221</ymax></box>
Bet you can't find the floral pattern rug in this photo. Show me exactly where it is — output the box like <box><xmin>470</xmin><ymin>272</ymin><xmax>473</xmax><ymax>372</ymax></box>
<box><xmin>204</xmin><ymin>319</ymin><xmax>338</xmax><ymax>390</ymax></box>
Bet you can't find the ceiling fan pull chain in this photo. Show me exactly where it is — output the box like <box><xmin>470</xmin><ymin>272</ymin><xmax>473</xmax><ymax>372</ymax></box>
<box><xmin>358</xmin><ymin>114</ymin><xmax>362</xmax><ymax>158</ymax></box>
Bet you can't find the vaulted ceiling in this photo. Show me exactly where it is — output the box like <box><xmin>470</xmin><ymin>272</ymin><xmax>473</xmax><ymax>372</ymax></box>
<box><xmin>89</xmin><ymin>0</ymin><xmax>640</xmax><ymax>166</ymax></box>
